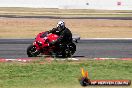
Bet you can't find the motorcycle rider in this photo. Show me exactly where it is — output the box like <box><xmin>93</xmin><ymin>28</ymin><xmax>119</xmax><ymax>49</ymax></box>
<box><xmin>48</xmin><ymin>20</ymin><xmax>72</xmax><ymax>46</ymax></box>
<box><xmin>48</xmin><ymin>20</ymin><xmax>73</xmax><ymax>56</ymax></box>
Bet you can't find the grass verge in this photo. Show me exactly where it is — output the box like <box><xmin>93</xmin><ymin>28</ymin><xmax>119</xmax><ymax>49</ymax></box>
<box><xmin>0</xmin><ymin>59</ymin><xmax>131</xmax><ymax>88</ymax></box>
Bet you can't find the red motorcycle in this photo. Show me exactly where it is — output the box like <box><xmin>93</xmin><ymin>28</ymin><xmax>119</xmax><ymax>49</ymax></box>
<box><xmin>27</xmin><ymin>31</ymin><xmax>76</xmax><ymax>58</ymax></box>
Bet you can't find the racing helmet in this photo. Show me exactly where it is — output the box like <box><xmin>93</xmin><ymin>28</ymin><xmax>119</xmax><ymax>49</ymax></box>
<box><xmin>57</xmin><ymin>20</ymin><xmax>65</xmax><ymax>30</ymax></box>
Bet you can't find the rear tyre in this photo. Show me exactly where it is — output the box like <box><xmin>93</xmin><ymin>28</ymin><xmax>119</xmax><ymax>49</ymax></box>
<box><xmin>61</xmin><ymin>43</ymin><xmax>76</xmax><ymax>58</ymax></box>
<box><xmin>68</xmin><ymin>42</ymin><xmax>76</xmax><ymax>55</ymax></box>
<box><xmin>52</xmin><ymin>43</ymin><xmax>76</xmax><ymax>58</ymax></box>
<box><xmin>27</xmin><ymin>45</ymin><xmax>40</xmax><ymax>57</ymax></box>
<box><xmin>61</xmin><ymin>49</ymin><xmax>71</xmax><ymax>58</ymax></box>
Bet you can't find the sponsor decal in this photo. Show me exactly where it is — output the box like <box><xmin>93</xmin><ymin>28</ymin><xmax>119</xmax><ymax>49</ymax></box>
<box><xmin>79</xmin><ymin>68</ymin><xmax>131</xmax><ymax>86</ymax></box>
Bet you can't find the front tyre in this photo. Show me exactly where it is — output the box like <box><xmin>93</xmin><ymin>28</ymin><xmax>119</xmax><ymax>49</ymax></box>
<box><xmin>27</xmin><ymin>45</ymin><xmax>40</xmax><ymax>57</ymax></box>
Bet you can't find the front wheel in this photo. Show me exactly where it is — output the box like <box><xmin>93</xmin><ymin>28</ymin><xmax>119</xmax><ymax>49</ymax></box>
<box><xmin>27</xmin><ymin>45</ymin><xmax>40</xmax><ymax>57</ymax></box>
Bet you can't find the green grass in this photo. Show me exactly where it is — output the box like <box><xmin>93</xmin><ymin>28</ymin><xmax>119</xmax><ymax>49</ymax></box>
<box><xmin>0</xmin><ymin>60</ymin><xmax>131</xmax><ymax>88</ymax></box>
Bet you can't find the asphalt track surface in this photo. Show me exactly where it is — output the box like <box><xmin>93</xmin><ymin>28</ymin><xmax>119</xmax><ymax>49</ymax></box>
<box><xmin>1</xmin><ymin>39</ymin><xmax>132</xmax><ymax>59</ymax></box>
<box><xmin>0</xmin><ymin>15</ymin><xmax>132</xmax><ymax>20</ymax></box>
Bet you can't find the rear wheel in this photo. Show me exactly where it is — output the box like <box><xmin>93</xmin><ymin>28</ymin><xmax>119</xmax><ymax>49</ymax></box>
<box><xmin>68</xmin><ymin>42</ymin><xmax>76</xmax><ymax>55</ymax></box>
<box><xmin>27</xmin><ymin>45</ymin><xmax>40</xmax><ymax>57</ymax></box>
<box><xmin>52</xmin><ymin>43</ymin><xmax>76</xmax><ymax>58</ymax></box>
<box><xmin>61</xmin><ymin>49</ymin><xmax>71</xmax><ymax>58</ymax></box>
